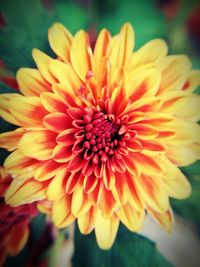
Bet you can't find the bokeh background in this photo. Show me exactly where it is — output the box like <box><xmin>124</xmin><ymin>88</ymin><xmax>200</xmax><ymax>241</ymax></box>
<box><xmin>0</xmin><ymin>0</ymin><xmax>200</xmax><ymax>266</ymax></box>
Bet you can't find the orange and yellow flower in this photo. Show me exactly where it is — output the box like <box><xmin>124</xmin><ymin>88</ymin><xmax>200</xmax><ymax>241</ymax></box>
<box><xmin>0</xmin><ymin>23</ymin><xmax>200</xmax><ymax>249</ymax></box>
<box><xmin>0</xmin><ymin>166</ymin><xmax>37</xmax><ymax>266</ymax></box>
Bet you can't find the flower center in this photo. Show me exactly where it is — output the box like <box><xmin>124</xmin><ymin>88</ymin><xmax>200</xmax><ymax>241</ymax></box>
<box><xmin>71</xmin><ymin>107</ymin><xmax>126</xmax><ymax>165</ymax></box>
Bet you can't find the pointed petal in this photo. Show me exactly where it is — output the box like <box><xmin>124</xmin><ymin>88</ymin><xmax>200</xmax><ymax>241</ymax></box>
<box><xmin>52</xmin><ymin>196</ymin><xmax>75</xmax><ymax>228</ymax></box>
<box><xmin>5</xmin><ymin>178</ymin><xmax>45</xmax><ymax>206</ymax></box>
<box><xmin>78</xmin><ymin>207</ymin><xmax>96</xmax><ymax>234</ymax></box>
<box><xmin>40</xmin><ymin>92</ymin><xmax>67</xmax><ymax>113</ymax></box>
<box><xmin>117</xmin><ymin>204</ymin><xmax>145</xmax><ymax>232</ymax></box>
<box><xmin>43</xmin><ymin>112</ymin><xmax>72</xmax><ymax>133</ymax></box>
<box><xmin>48</xmin><ymin>23</ymin><xmax>72</xmax><ymax>62</ymax></box>
<box><xmin>147</xmin><ymin>207</ymin><xmax>174</xmax><ymax>232</ymax></box>
<box><xmin>70</xmin><ymin>30</ymin><xmax>93</xmax><ymax>81</ymax></box>
<box><xmin>135</xmin><ymin>174</ymin><xmax>169</xmax><ymax>213</ymax></box>
<box><xmin>0</xmin><ymin>128</ymin><xmax>25</xmax><ymax>151</ymax></box>
<box><xmin>17</xmin><ymin>68</ymin><xmax>51</xmax><ymax>96</ymax></box>
<box><xmin>18</xmin><ymin>130</ymin><xmax>56</xmax><ymax>160</ymax></box>
<box><xmin>46</xmin><ymin>168</ymin><xmax>68</xmax><ymax>200</ymax></box>
<box><xmin>32</xmin><ymin>49</ymin><xmax>56</xmax><ymax>83</ymax></box>
<box><xmin>94</xmin><ymin>210</ymin><xmax>119</xmax><ymax>250</ymax></box>
<box><xmin>34</xmin><ymin>160</ymin><xmax>65</xmax><ymax>181</ymax></box>
<box><xmin>8</xmin><ymin>96</ymin><xmax>47</xmax><ymax>127</ymax></box>
<box><xmin>4</xmin><ymin>150</ymin><xmax>38</xmax><ymax>179</ymax></box>
<box><xmin>130</xmin><ymin>39</ymin><xmax>168</xmax><ymax>68</ymax></box>
<box><xmin>7</xmin><ymin>224</ymin><xmax>29</xmax><ymax>256</ymax></box>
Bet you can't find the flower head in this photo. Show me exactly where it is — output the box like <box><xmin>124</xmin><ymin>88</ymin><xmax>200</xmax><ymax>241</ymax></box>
<box><xmin>0</xmin><ymin>166</ymin><xmax>37</xmax><ymax>265</ymax></box>
<box><xmin>0</xmin><ymin>23</ymin><xmax>200</xmax><ymax>249</ymax></box>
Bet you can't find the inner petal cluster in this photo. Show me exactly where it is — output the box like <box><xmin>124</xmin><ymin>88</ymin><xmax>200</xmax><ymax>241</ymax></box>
<box><xmin>67</xmin><ymin>106</ymin><xmax>128</xmax><ymax>176</ymax></box>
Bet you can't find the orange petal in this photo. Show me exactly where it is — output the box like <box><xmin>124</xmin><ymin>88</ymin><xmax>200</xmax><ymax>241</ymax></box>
<box><xmin>17</xmin><ymin>68</ymin><xmax>51</xmax><ymax>96</ymax></box>
<box><xmin>8</xmin><ymin>96</ymin><xmax>47</xmax><ymax>127</ymax></box>
<box><xmin>32</xmin><ymin>49</ymin><xmax>56</xmax><ymax>83</ymax></box>
<box><xmin>40</xmin><ymin>92</ymin><xmax>68</xmax><ymax>113</ymax></box>
<box><xmin>117</xmin><ymin>204</ymin><xmax>145</xmax><ymax>232</ymax></box>
<box><xmin>43</xmin><ymin>112</ymin><xmax>72</xmax><ymax>133</ymax></box>
<box><xmin>112</xmin><ymin>172</ymin><xmax>129</xmax><ymax>205</ymax></box>
<box><xmin>0</xmin><ymin>128</ymin><xmax>26</xmax><ymax>151</ymax></box>
<box><xmin>147</xmin><ymin>206</ymin><xmax>174</xmax><ymax>232</ymax></box>
<box><xmin>18</xmin><ymin>130</ymin><xmax>56</xmax><ymax>160</ymax></box>
<box><xmin>182</xmin><ymin>70</ymin><xmax>200</xmax><ymax>93</ymax></box>
<box><xmin>99</xmin><ymin>186</ymin><xmax>117</xmax><ymax>218</ymax></box>
<box><xmin>7</xmin><ymin>224</ymin><xmax>29</xmax><ymax>256</ymax></box>
<box><xmin>78</xmin><ymin>207</ymin><xmax>96</xmax><ymax>234</ymax></box>
<box><xmin>4</xmin><ymin>150</ymin><xmax>38</xmax><ymax>179</ymax></box>
<box><xmin>48</xmin><ymin>23</ymin><xmax>72</xmax><ymax>62</ymax></box>
<box><xmin>70</xmin><ymin>30</ymin><xmax>93</xmax><ymax>81</ymax></box>
<box><xmin>134</xmin><ymin>174</ymin><xmax>169</xmax><ymax>213</ymax></box>
<box><xmin>83</xmin><ymin>175</ymin><xmax>99</xmax><ymax>193</ymax></box>
<box><xmin>52</xmin><ymin>144</ymin><xmax>72</xmax><ymax>163</ymax></box>
<box><xmin>94</xmin><ymin>209</ymin><xmax>119</xmax><ymax>250</ymax></box>
<box><xmin>126</xmin><ymin>66</ymin><xmax>161</xmax><ymax>100</ymax></box>
<box><xmin>5</xmin><ymin>178</ymin><xmax>45</xmax><ymax>206</ymax></box>
<box><xmin>34</xmin><ymin>160</ymin><xmax>65</xmax><ymax>181</ymax></box>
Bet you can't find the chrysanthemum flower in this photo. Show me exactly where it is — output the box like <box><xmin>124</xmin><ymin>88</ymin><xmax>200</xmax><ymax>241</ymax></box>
<box><xmin>0</xmin><ymin>166</ymin><xmax>37</xmax><ymax>265</ymax></box>
<box><xmin>0</xmin><ymin>23</ymin><xmax>200</xmax><ymax>249</ymax></box>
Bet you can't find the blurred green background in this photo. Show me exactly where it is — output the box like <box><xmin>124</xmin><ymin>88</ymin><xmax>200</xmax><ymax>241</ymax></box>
<box><xmin>0</xmin><ymin>0</ymin><xmax>200</xmax><ymax>266</ymax></box>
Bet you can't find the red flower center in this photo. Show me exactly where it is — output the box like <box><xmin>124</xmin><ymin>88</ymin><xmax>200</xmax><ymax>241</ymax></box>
<box><xmin>68</xmin><ymin>106</ymin><xmax>129</xmax><ymax>175</ymax></box>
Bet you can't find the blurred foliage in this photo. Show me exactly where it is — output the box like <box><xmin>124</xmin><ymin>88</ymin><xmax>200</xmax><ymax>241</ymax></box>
<box><xmin>73</xmin><ymin>224</ymin><xmax>174</xmax><ymax>267</ymax></box>
<box><xmin>96</xmin><ymin>0</ymin><xmax>167</xmax><ymax>49</ymax></box>
<box><xmin>0</xmin><ymin>0</ymin><xmax>89</xmax><ymax>72</ymax></box>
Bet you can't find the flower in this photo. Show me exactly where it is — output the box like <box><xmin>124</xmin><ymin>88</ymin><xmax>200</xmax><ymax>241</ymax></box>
<box><xmin>0</xmin><ymin>166</ymin><xmax>37</xmax><ymax>266</ymax></box>
<box><xmin>0</xmin><ymin>23</ymin><xmax>200</xmax><ymax>249</ymax></box>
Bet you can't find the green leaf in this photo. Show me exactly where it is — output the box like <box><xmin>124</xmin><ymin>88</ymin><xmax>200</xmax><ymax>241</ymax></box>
<box><xmin>172</xmin><ymin>161</ymin><xmax>200</xmax><ymax>224</ymax></box>
<box><xmin>73</xmin><ymin>224</ymin><xmax>174</xmax><ymax>267</ymax></box>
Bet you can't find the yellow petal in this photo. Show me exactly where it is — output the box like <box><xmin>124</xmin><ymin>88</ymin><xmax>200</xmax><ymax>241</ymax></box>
<box><xmin>130</xmin><ymin>39</ymin><xmax>168</xmax><ymax>69</ymax></box>
<box><xmin>18</xmin><ymin>130</ymin><xmax>56</xmax><ymax>160</ymax></box>
<box><xmin>78</xmin><ymin>207</ymin><xmax>96</xmax><ymax>234</ymax></box>
<box><xmin>147</xmin><ymin>207</ymin><xmax>174</xmax><ymax>233</ymax></box>
<box><xmin>5</xmin><ymin>178</ymin><xmax>45</xmax><ymax>206</ymax></box>
<box><xmin>49</xmin><ymin>59</ymin><xmax>81</xmax><ymax>93</ymax></box>
<box><xmin>52</xmin><ymin>196</ymin><xmax>75</xmax><ymax>228</ymax></box>
<box><xmin>4</xmin><ymin>150</ymin><xmax>38</xmax><ymax>179</ymax></box>
<box><xmin>16</xmin><ymin>68</ymin><xmax>51</xmax><ymax>96</ymax></box>
<box><xmin>182</xmin><ymin>70</ymin><xmax>200</xmax><ymax>93</ymax></box>
<box><xmin>32</xmin><ymin>49</ymin><xmax>56</xmax><ymax>83</ymax></box>
<box><xmin>109</xmin><ymin>23</ymin><xmax>134</xmax><ymax>70</ymax></box>
<box><xmin>117</xmin><ymin>204</ymin><xmax>145</xmax><ymax>232</ymax></box>
<box><xmin>126</xmin><ymin>65</ymin><xmax>161</xmax><ymax>100</ymax></box>
<box><xmin>94</xmin><ymin>209</ymin><xmax>119</xmax><ymax>250</ymax></box>
<box><xmin>70</xmin><ymin>30</ymin><xmax>93</xmax><ymax>81</ymax></box>
<box><xmin>158</xmin><ymin>55</ymin><xmax>191</xmax><ymax>93</ymax></box>
<box><xmin>8</xmin><ymin>96</ymin><xmax>47</xmax><ymax>127</ymax></box>
<box><xmin>46</xmin><ymin>168</ymin><xmax>67</xmax><ymax>200</ymax></box>
<box><xmin>48</xmin><ymin>23</ymin><xmax>72</xmax><ymax>62</ymax></box>
<box><xmin>134</xmin><ymin>174</ymin><xmax>169</xmax><ymax>213</ymax></box>
<box><xmin>0</xmin><ymin>128</ymin><xmax>25</xmax><ymax>151</ymax></box>
<box><xmin>0</xmin><ymin>93</ymin><xmax>21</xmax><ymax>125</ymax></box>
<box><xmin>34</xmin><ymin>160</ymin><xmax>64</xmax><ymax>181</ymax></box>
